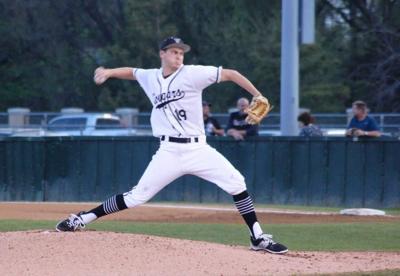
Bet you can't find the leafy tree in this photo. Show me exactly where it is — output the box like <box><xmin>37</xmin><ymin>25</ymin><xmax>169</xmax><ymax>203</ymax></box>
<box><xmin>1</xmin><ymin>0</ymin><xmax>399</xmax><ymax>113</ymax></box>
<box><xmin>321</xmin><ymin>0</ymin><xmax>400</xmax><ymax>112</ymax></box>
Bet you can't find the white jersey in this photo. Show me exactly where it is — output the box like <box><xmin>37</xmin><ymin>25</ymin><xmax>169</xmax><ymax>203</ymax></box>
<box><xmin>134</xmin><ymin>65</ymin><xmax>222</xmax><ymax>137</ymax></box>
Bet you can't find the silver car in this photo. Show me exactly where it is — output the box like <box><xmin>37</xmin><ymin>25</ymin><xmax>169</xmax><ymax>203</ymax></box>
<box><xmin>12</xmin><ymin>113</ymin><xmax>136</xmax><ymax>137</ymax></box>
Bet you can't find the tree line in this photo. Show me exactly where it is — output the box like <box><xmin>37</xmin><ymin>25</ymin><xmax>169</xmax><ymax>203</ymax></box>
<box><xmin>1</xmin><ymin>0</ymin><xmax>399</xmax><ymax>113</ymax></box>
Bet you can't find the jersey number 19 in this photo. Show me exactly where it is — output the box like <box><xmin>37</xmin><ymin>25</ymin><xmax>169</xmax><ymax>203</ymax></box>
<box><xmin>175</xmin><ymin>109</ymin><xmax>187</xmax><ymax>121</ymax></box>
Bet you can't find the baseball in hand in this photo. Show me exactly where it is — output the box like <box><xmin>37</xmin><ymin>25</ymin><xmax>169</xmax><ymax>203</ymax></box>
<box><xmin>94</xmin><ymin>67</ymin><xmax>107</xmax><ymax>85</ymax></box>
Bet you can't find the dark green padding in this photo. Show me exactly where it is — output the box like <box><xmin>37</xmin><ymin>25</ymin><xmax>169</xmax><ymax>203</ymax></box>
<box><xmin>0</xmin><ymin>136</ymin><xmax>398</xmax><ymax>207</ymax></box>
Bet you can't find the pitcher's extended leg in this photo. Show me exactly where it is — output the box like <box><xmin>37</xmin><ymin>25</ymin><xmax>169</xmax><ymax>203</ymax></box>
<box><xmin>56</xmin><ymin>146</ymin><xmax>183</xmax><ymax>231</ymax></box>
<box><xmin>190</xmin><ymin>145</ymin><xmax>288</xmax><ymax>254</ymax></box>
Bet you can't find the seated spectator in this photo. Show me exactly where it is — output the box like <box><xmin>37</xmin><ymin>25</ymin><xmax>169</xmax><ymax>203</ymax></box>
<box><xmin>226</xmin><ymin>97</ymin><xmax>258</xmax><ymax>140</ymax></box>
<box><xmin>297</xmin><ymin>112</ymin><xmax>323</xmax><ymax>137</ymax></box>
<box><xmin>346</xmin><ymin>100</ymin><xmax>381</xmax><ymax>137</ymax></box>
<box><xmin>203</xmin><ymin>101</ymin><xmax>224</xmax><ymax>136</ymax></box>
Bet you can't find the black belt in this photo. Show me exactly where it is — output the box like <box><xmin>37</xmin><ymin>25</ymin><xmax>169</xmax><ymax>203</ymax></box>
<box><xmin>160</xmin><ymin>136</ymin><xmax>199</xmax><ymax>143</ymax></box>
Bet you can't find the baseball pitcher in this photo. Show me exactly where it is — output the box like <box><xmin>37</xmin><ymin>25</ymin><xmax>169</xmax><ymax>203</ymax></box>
<box><xmin>56</xmin><ymin>36</ymin><xmax>286</xmax><ymax>254</ymax></box>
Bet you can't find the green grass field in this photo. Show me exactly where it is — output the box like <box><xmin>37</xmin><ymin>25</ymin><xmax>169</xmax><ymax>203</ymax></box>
<box><xmin>1</xmin><ymin>219</ymin><xmax>399</xmax><ymax>252</ymax></box>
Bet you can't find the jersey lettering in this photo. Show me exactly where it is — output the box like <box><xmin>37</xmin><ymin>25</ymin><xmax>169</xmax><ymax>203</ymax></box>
<box><xmin>135</xmin><ymin>65</ymin><xmax>221</xmax><ymax>137</ymax></box>
<box><xmin>154</xmin><ymin>89</ymin><xmax>185</xmax><ymax>109</ymax></box>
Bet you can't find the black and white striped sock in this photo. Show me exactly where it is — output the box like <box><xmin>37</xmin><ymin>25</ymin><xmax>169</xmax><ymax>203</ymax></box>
<box><xmin>103</xmin><ymin>195</ymin><xmax>124</xmax><ymax>215</ymax></box>
<box><xmin>81</xmin><ymin>194</ymin><xmax>128</xmax><ymax>224</ymax></box>
<box><xmin>233</xmin><ymin>190</ymin><xmax>262</xmax><ymax>239</ymax></box>
<box><xmin>234</xmin><ymin>195</ymin><xmax>255</xmax><ymax>216</ymax></box>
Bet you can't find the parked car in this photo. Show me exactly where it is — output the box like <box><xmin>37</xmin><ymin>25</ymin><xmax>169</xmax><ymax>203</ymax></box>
<box><xmin>12</xmin><ymin>113</ymin><xmax>136</xmax><ymax>137</ymax></box>
<box><xmin>259</xmin><ymin>128</ymin><xmax>348</xmax><ymax>137</ymax></box>
<box><xmin>322</xmin><ymin>128</ymin><xmax>346</xmax><ymax>137</ymax></box>
<box><xmin>258</xmin><ymin>129</ymin><xmax>282</xmax><ymax>136</ymax></box>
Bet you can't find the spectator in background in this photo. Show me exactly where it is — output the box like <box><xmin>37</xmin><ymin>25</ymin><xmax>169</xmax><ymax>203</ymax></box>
<box><xmin>226</xmin><ymin>97</ymin><xmax>258</xmax><ymax>140</ymax></box>
<box><xmin>203</xmin><ymin>101</ymin><xmax>224</xmax><ymax>136</ymax></box>
<box><xmin>346</xmin><ymin>100</ymin><xmax>381</xmax><ymax>137</ymax></box>
<box><xmin>297</xmin><ymin>112</ymin><xmax>323</xmax><ymax>137</ymax></box>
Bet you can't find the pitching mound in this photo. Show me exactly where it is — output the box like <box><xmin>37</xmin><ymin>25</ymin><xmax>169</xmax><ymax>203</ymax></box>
<box><xmin>1</xmin><ymin>230</ymin><xmax>399</xmax><ymax>275</ymax></box>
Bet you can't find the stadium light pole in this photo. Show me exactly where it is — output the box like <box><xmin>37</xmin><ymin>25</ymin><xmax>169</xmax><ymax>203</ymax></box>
<box><xmin>280</xmin><ymin>0</ymin><xmax>299</xmax><ymax>136</ymax></box>
<box><xmin>280</xmin><ymin>0</ymin><xmax>315</xmax><ymax>136</ymax></box>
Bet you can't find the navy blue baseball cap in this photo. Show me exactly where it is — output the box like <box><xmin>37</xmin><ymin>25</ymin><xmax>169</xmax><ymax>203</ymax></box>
<box><xmin>159</xmin><ymin>36</ymin><xmax>191</xmax><ymax>53</ymax></box>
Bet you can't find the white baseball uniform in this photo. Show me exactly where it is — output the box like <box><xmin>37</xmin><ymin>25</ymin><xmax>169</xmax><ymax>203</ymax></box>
<box><xmin>57</xmin><ymin>59</ymin><xmax>288</xmax><ymax>254</ymax></box>
<box><xmin>123</xmin><ymin>64</ymin><xmax>247</xmax><ymax>207</ymax></box>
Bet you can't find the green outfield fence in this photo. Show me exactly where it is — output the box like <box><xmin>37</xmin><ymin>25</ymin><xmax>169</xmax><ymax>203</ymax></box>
<box><xmin>0</xmin><ymin>136</ymin><xmax>399</xmax><ymax>208</ymax></box>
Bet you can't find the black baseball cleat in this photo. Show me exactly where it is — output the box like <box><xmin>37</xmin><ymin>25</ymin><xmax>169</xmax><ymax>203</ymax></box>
<box><xmin>250</xmin><ymin>234</ymin><xmax>288</xmax><ymax>254</ymax></box>
<box><xmin>55</xmin><ymin>212</ymin><xmax>86</xmax><ymax>232</ymax></box>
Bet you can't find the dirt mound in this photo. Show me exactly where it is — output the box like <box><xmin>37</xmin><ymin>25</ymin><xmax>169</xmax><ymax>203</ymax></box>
<box><xmin>1</xmin><ymin>230</ymin><xmax>399</xmax><ymax>276</ymax></box>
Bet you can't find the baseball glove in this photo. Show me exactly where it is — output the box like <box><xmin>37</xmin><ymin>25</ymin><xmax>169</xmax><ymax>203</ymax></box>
<box><xmin>245</xmin><ymin>95</ymin><xmax>272</xmax><ymax>125</ymax></box>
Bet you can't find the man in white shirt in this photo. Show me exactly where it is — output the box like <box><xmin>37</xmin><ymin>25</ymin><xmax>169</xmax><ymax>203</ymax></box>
<box><xmin>55</xmin><ymin>36</ymin><xmax>287</xmax><ymax>254</ymax></box>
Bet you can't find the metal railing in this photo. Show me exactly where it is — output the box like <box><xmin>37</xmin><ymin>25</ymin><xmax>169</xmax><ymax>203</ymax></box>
<box><xmin>1</xmin><ymin>112</ymin><xmax>399</xmax><ymax>137</ymax></box>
